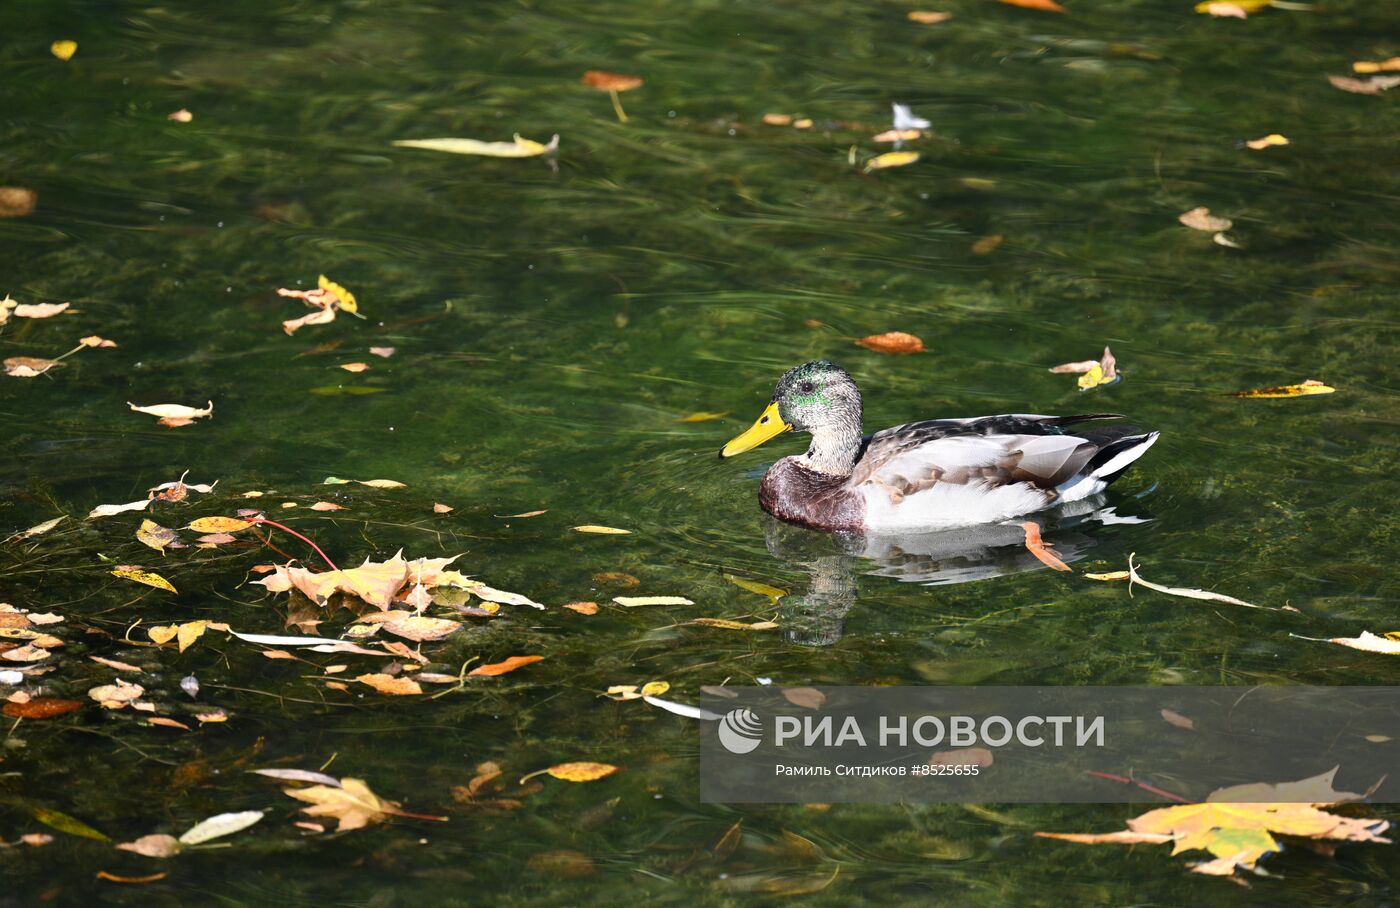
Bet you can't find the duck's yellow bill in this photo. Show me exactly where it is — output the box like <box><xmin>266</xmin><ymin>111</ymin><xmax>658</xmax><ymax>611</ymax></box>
<box><xmin>720</xmin><ymin>402</ymin><xmax>792</xmax><ymax>458</ymax></box>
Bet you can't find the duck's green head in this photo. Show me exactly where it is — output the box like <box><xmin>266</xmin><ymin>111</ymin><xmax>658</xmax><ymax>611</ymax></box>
<box><xmin>721</xmin><ymin>361</ymin><xmax>862</xmax><ymax>458</ymax></box>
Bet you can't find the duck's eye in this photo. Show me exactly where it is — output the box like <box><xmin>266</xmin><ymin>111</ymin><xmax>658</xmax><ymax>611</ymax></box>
<box><xmin>799</xmin><ymin>381</ymin><xmax>815</xmax><ymax>394</ymax></box>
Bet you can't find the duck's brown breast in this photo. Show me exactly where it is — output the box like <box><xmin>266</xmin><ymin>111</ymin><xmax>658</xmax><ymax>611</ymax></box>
<box><xmin>759</xmin><ymin>458</ymin><xmax>866</xmax><ymax>532</ymax></box>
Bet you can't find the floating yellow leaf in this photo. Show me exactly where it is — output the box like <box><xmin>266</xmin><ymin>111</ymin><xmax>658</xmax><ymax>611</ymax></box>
<box><xmin>1353</xmin><ymin>57</ymin><xmax>1400</xmax><ymax>74</ymax></box>
<box><xmin>762</xmin><ymin>113</ymin><xmax>793</xmax><ymax>126</ymax></box>
<box><xmin>539</xmin><ymin>762</ymin><xmax>620</xmax><ymax>783</ymax></box>
<box><xmin>393</xmin><ymin>134</ymin><xmax>560</xmax><ymax>158</ymax></box>
<box><xmin>136</xmin><ymin>520</ymin><xmax>179</xmax><ymax>554</ymax></box>
<box><xmin>148</xmin><ymin>625</ymin><xmax>178</xmax><ymax>646</ymax></box>
<box><xmin>563</xmin><ymin>601</ymin><xmax>599</xmax><ymax>615</ymax></box>
<box><xmin>613</xmin><ymin>596</ymin><xmax>693</xmax><ymax>607</ymax></box>
<box><xmin>50</xmin><ymin>40</ymin><xmax>77</xmax><ymax>61</ymax></box>
<box><xmin>177</xmin><ymin>621</ymin><xmax>207</xmax><ymax>653</ymax></box>
<box><xmin>640</xmin><ymin>680</ymin><xmax>670</xmax><ymax>697</ymax></box>
<box><xmin>111</xmin><ymin>568</ymin><xmax>176</xmax><ymax>594</ymax></box>
<box><xmin>316</xmin><ymin>274</ymin><xmax>358</xmax><ymax>314</ymax></box>
<box><xmin>908</xmin><ymin>10</ymin><xmax>953</xmax><ymax>23</ymax></box>
<box><xmin>1084</xmin><ymin>570</ymin><xmax>1131</xmax><ymax>581</ymax></box>
<box><xmin>186</xmin><ymin>516</ymin><xmax>254</xmax><ymax>533</ymax></box>
<box><xmin>1194</xmin><ymin>0</ymin><xmax>1271</xmax><ymax>10</ymax></box>
<box><xmin>574</xmin><ymin>525</ymin><xmax>630</xmax><ymax>534</ymax></box>
<box><xmin>1197</xmin><ymin>1</ymin><xmax>1248</xmax><ymax>15</ymax></box>
<box><xmin>1245</xmin><ymin>133</ymin><xmax>1289</xmax><ymax>150</ymax></box>
<box><xmin>724</xmin><ymin>574</ymin><xmax>787</xmax><ymax>602</ymax></box>
<box><xmin>864</xmin><ymin>151</ymin><xmax>920</xmax><ymax>172</ymax></box>
<box><xmin>680</xmin><ymin>411</ymin><xmax>729</xmax><ymax>423</ymax></box>
<box><xmin>1230</xmin><ymin>380</ymin><xmax>1335</xmax><ymax>399</ymax></box>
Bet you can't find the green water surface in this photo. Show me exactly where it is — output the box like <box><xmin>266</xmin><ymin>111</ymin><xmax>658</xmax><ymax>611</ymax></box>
<box><xmin>2</xmin><ymin>0</ymin><xmax>1398</xmax><ymax>904</ymax></box>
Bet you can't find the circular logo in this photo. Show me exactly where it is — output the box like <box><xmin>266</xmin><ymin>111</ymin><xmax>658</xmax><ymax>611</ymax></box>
<box><xmin>718</xmin><ymin>707</ymin><xmax>763</xmax><ymax>754</ymax></box>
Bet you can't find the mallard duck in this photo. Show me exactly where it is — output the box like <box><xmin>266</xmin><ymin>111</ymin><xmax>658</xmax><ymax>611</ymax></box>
<box><xmin>720</xmin><ymin>361</ymin><xmax>1159</xmax><ymax>533</ymax></box>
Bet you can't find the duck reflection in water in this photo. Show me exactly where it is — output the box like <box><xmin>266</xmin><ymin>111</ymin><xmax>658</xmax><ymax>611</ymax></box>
<box><xmin>763</xmin><ymin>496</ymin><xmax>1151</xmax><ymax>647</ymax></box>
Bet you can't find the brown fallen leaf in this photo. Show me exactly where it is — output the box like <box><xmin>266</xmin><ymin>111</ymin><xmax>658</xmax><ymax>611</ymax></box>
<box><xmin>470</xmin><ymin>655</ymin><xmax>544</xmax><ymax>677</ymax></box>
<box><xmin>158</xmin><ymin>417</ymin><xmax>195</xmax><ymax>428</ymax></box>
<box><xmin>581</xmin><ymin>70</ymin><xmax>643</xmax><ymax>122</ymax></box>
<box><xmin>2</xmin><ymin>697</ymin><xmax>83</xmax><ymax>719</ymax></box>
<box><xmin>284</xmin><ymin>778</ymin><xmax>397</xmax><ymax>832</ymax></box>
<box><xmin>339</xmin><ymin>362</ymin><xmax>369</xmax><ymax>373</ymax></box>
<box><xmin>97</xmin><ymin>871</ymin><xmax>168</xmax><ymax>885</ymax></box>
<box><xmin>929</xmin><ymin>747</ymin><xmax>994</xmax><ymax>767</ymax></box>
<box><xmin>783</xmin><ymin>687</ymin><xmax>827</xmax><ymax>710</ymax></box>
<box><xmin>356</xmin><ymin>673</ymin><xmax>424</xmax><ymax>695</ymax></box>
<box><xmin>593</xmin><ymin>571</ymin><xmax>640</xmax><ymax>588</ymax></box>
<box><xmin>89</xmin><ymin>655</ymin><xmax>143</xmax><ymax>672</ymax></box>
<box><xmin>0</xmin><ymin>187</ymin><xmax>37</xmax><ymax>218</ymax></box>
<box><xmin>5</xmin><ymin>515</ymin><xmax>65</xmax><ymax>541</ymax></box>
<box><xmin>762</xmin><ymin>113</ymin><xmax>793</xmax><ymax>126</ymax></box>
<box><xmin>381</xmin><ymin>615</ymin><xmax>461</xmax><ymax>642</ymax></box>
<box><xmin>689</xmin><ymin>617</ymin><xmax>779</xmax><ymax>630</ymax></box>
<box><xmin>4</xmin><ymin>357</ymin><xmax>65</xmax><ymax>378</ymax></box>
<box><xmin>1328</xmin><ymin>74</ymin><xmax>1400</xmax><ymax>95</ymax></box>
<box><xmin>117</xmin><ymin>834</ymin><xmax>180</xmax><ymax>858</ymax></box>
<box><xmin>1161</xmin><ymin>708</ymin><xmax>1195</xmax><ymax>730</ymax></box>
<box><xmin>79</xmin><ymin>335</ymin><xmax>117</xmax><ymax>348</ymax></box>
<box><xmin>433</xmin><ymin>502</ymin><xmax>454</xmax><ymax>513</ymax></box>
<box><xmin>309</xmin><ymin>501</ymin><xmax>347</xmax><ymax>511</ymax></box>
<box><xmin>88</xmin><ymin>678</ymin><xmax>145</xmax><ymax>708</ymax></box>
<box><xmin>527</xmin><ymin>849</ymin><xmax>596</xmax><ymax>878</ymax></box>
<box><xmin>971</xmin><ymin>234</ymin><xmax>1004</xmax><ymax>255</ymax></box>
<box><xmin>563</xmin><ymin>601</ymin><xmax>599</xmax><ymax>615</ymax></box>
<box><xmin>908</xmin><ymin>10</ymin><xmax>953</xmax><ymax>23</ymax></box>
<box><xmin>1179</xmin><ymin>207</ymin><xmax>1232</xmax><ymax>232</ymax></box>
<box><xmin>13</xmin><ymin>302</ymin><xmax>69</xmax><ymax>319</ymax></box>
<box><xmin>999</xmin><ymin>0</ymin><xmax>1067</xmax><ymax>11</ymax></box>
<box><xmin>856</xmin><ymin>331</ymin><xmax>925</xmax><ymax>354</ymax></box>
<box><xmin>146</xmin><ymin>717</ymin><xmax>191</xmax><ymax>730</ymax></box>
